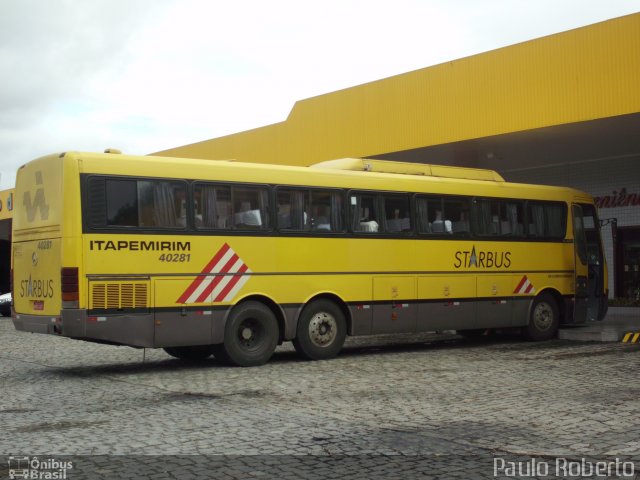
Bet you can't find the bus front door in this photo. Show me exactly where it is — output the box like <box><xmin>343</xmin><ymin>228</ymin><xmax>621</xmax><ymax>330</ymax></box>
<box><xmin>572</xmin><ymin>204</ymin><xmax>589</xmax><ymax>323</ymax></box>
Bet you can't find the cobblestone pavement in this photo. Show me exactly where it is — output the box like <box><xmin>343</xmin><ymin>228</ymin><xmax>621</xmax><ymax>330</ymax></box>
<box><xmin>0</xmin><ymin>317</ymin><xmax>638</xmax><ymax>479</ymax></box>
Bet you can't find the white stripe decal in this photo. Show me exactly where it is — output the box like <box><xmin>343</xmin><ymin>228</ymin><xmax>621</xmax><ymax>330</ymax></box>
<box><xmin>186</xmin><ymin>248</ymin><xmax>236</xmax><ymax>303</ymax></box>
<box><xmin>222</xmin><ymin>268</ymin><xmax>253</xmax><ymax>302</ymax></box>
<box><xmin>180</xmin><ymin>246</ymin><xmax>251</xmax><ymax>304</ymax></box>
<box><xmin>208</xmin><ymin>258</ymin><xmax>244</xmax><ymax>302</ymax></box>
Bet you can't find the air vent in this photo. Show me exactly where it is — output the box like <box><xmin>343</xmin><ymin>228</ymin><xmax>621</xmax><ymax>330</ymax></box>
<box><xmin>90</xmin><ymin>282</ymin><xmax>149</xmax><ymax>310</ymax></box>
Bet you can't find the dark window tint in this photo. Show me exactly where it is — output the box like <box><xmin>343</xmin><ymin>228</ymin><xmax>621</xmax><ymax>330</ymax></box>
<box><xmin>349</xmin><ymin>192</ymin><xmax>380</xmax><ymax>233</ymax></box>
<box><xmin>138</xmin><ymin>180</ymin><xmax>187</xmax><ymax>228</ymax></box>
<box><xmin>309</xmin><ymin>190</ymin><xmax>343</xmax><ymax>232</ymax></box>
<box><xmin>194</xmin><ymin>184</ymin><xmax>231</xmax><ymax>229</ymax></box>
<box><xmin>416</xmin><ymin>196</ymin><xmax>470</xmax><ymax>235</ymax></box>
<box><xmin>233</xmin><ymin>187</ymin><xmax>270</xmax><ymax>229</ymax></box>
<box><xmin>526</xmin><ymin>202</ymin><xmax>566</xmax><ymax>239</ymax></box>
<box><xmin>194</xmin><ymin>183</ymin><xmax>269</xmax><ymax>230</ymax></box>
<box><xmin>277</xmin><ymin>189</ymin><xmax>308</xmax><ymax>230</ymax></box>
<box><xmin>581</xmin><ymin>203</ymin><xmax>602</xmax><ymax>266</ymax></box>
<box><xmin>107</xmin><ymin>179</ymin><xmax>137</xmax><ymax>226</ymax></box>
<box><xmin>87</xmin><ymin>177</ymin><xmax>186</xmax><ymax>229</ymax></box>
<box><xmin>572</xmin><ymin>205</ymin><xmax>588</xmax><ymax>265</ymax></box>
<box><xmin>277</xmin><ymin>189</ymin><xmax>343</xmax><ymax>232</ymax></box>
<box><xmin>382</xmin><ymin>194</ymin><xmax>411</xmax><ymax>232</ymax></box>
<box><xmin>473</xmin><ymin>199</ymin><xmax>525</xmax><ymax>237</ymax></box>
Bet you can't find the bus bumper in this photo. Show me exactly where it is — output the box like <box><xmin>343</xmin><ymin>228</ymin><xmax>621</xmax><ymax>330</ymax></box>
<box><xmin>13</xmin><ymin>310</ymin><xmax>156</xmax><ymax>348</ymax></box>
<box><xmin>13</xmin><ymin>314</ymin><xmax>58</xmax><ymax>335</ymax></box>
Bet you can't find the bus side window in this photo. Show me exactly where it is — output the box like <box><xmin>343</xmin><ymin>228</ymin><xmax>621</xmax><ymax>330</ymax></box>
<box><xmin>526</xmin><ymin>202</ymin><xmax>566</xmax><ymax>239</ymax></box>
<box><xmin>473</xmin><ymin>198</ymin><xmax>521</xmax><ymax>237</ymax></box>
<box><xmin>472</xmin><ymin>199</ymin><xmax>495</xmax><ymax>236</ymax></box>
<box><xmin>233</xmin><ymin>187</ymin><xmax>270</xmax><ymax>229</ymax></box>
<box><xmin>443</xmin><ymin>198</ymin><xmax>469</xmax><ymax>235</ymax></box>
<box><xmin>416</xmin><ymin>196</ymin><xmax>442</xmax><ymax>235</ymax></box>
<box><xmin>382</xmin><ymin>194</ymin><xmax>411</xmax><ymax>233</ymax></box>
<box><xmin>277</xmin><ymin>189</ymin><xmax>308</xmax><ymax>231</ymax></box>
<box><xmin>501</xmin><ymin>201</ymin><xmax>524</xmax><ymax>236</ymax></box>
<box><xmin>350</xmin><ymin>193</ymin><xmax>379</xmax><ymax>233</ymax></box>
<box><xmin>104</xmin><ymin>179</ymin><xmax>138</xmax><ymax>227</ymax></box>
<box><xmin>138</xmin><ymin>180</ymin><xmax>187</xmax><ymax>228</ymax></box>
<box><xmin>195</xmin><ymin>183</ymin><xmax>232</xmax><ymax>229</ymax></box>
<box><xmin>309</xmin><ymin>190</ymin><xmax>343</xmax><ymax>232</ymax></box>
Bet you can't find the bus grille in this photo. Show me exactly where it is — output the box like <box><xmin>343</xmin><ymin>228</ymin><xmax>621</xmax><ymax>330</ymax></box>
<box><xmin>90</xmin><ymin>282</ymin><xmax>149</xmax><ymax>310</ymax></box>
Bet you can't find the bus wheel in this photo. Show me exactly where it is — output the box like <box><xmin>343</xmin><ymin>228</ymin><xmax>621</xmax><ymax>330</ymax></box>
<box><xmin>293</xmin><ymin>299</ymin><xmax>347</xmax><ymax>360</ymax></box>
<box><xmin>220</xmin><ymin>301</ymin><xmax>278</xmax><ymax>367</ymax></box>
<box><xmin>525</xmin><ymin>293</ymin><xmax>559</xmax><ymax>341</ymax></box>
<box><xmin>163</xmin><ymin>345</ymin><xmax>215</xmax><ymax>361</ymax></box>
<box><xmin>212</xmin><ymin>343</ymin><xmax>230</xmax><ymax>363</ymax></box>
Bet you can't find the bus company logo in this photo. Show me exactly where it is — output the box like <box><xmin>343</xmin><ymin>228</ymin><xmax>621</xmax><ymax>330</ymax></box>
<box><xmin>454</xmin><ymin>245</ymin><xmax>512</xmax><ymax>269</ymax></box>
<box><xmin>514</xmin><ymin>275</ymin><xmax>535</xmax><ymax>295</ymax></box>
<box><xmin>23</xmin><ymin>171</ymin><xmax>50</xmax><ymax>222</ymax></box>
<box><xmin>177</xmin><ymin>243</ymin><xmax>252</xmax><ymax>304</ymax></box>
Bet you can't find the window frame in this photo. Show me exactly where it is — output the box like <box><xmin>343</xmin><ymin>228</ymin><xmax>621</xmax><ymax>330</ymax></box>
<box><xmin>275</xmin><ymin>186</ymin><xmax>346</xmax><ymax>234</ymax></box>
<box><xmin>471</xmin><ymin>197</ymin><xmax>526</xmax><ymax>239</ymax></box>
<box><xmin>83</xmin><ymin>174</ymin><xmax>190</xmax><ymax>232</ymax></box>
<box><xmin>193</xmin><ymin>181</ymin><xmax>272</xmax><ymax>232</ymax></box>
<box><xmin>414</xmin><ymin>194</ymin><xmax>472</xmax><ymax>238</ymax></box>
<box><xmin>348</xmin><ymin>190</ymin><xmax>415</xmax><ymax>236</ymax></box>
<box><xmin>81</xmin><ymin>174</ymin><xmax>570</xmax><ymax>243</ymax></box>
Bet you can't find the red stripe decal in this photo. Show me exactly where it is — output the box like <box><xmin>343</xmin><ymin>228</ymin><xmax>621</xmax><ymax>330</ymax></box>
<box><xmin>513</xmin><ymin>275</ymin><xmax>527</xmax><ymax>294</ymax></box>
<box><xmin>176</xmin><ymin>243</ymin><xmax>230</xmax><ymax>304</ymax></box>
<box><xmin>194</xmin><ymin>253</ymin><xmax>239</xmax><ymax>303</ymax></box>
<box><xmin>213</xmin><ymin>264</ymin><xmax>249</xmax><ymax>302</ymax></box>
<box><xmin>524</xmin><ymin>283</ymin><xmax>534</xmax><ymax>294</ymax></box>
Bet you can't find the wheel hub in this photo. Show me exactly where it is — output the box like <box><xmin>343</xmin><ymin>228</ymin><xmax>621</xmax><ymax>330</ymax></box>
<box><xmin>241</xmin><ymin>327</ymin><xmax>253</xmax><ymax>341</ymax></box>
<box><xmin>309</xmin><ymin>312</ymin><xmax>337</xmax><ymax>347</ymax></box>
<box><xmin>533</xmin><ymin>302</ymin><xmax>553</xmax><ymax>331</ymax></box>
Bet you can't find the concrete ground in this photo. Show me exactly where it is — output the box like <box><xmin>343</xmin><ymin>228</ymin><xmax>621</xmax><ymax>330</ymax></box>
<box><xmin>0</xmin><ymin>314</ymin><xmax>638</xmax><ymax>479</ymax></box>
<box><xmin>559</xmin><ymin>307</ymin><xmax>640</xmax><ymax>342</ymax></box>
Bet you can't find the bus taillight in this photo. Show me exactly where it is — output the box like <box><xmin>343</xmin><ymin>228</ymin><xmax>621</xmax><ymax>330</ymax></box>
<box><xmin>61</xmin><ymin>267</ymin><xmax>79</xmax><ymax>304</ymax></box>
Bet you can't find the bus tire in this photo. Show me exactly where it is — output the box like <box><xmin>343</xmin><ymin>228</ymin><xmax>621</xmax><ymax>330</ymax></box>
<box><xmin>163</xmin><ymin>345</ymin><xmax>215</xmax><ymax>361</ymax></box>
<box><xmin>293</xmin><ymin>299</ymin><xmax>347</xmax><ymax>360</ymax></box>
<box><xmin>525</xmin><ymin>293</ymin><xmax>559</xmax><ymax>341</ymax></box>
<box><xmin>219</xmin><ymin>301</ymin><xmax>279</xmax><ymax>367</ymax></box>
<box><xmin>212</xmin><ymin>343</ymin><xmax>230</xmax><ymax>363</ymax></box>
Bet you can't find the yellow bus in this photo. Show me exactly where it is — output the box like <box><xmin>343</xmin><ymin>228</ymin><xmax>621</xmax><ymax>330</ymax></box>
<box><xmin>11</xmin><ymin>152</ymin><xmax>608</xmax><ymax>366</ymax></box>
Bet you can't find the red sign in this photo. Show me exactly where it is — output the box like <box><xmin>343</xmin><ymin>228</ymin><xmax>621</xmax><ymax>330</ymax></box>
<box><xmin>594</xmin><ymin>188</ymin><xmax>640</xmax><ymax>209</ymax></box>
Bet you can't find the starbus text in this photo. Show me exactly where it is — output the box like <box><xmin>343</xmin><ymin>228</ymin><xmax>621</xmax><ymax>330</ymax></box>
<box><xmin>454</xmin><ymin>246</ymin><xmax>511</xmax><ymax>269</ymax></box>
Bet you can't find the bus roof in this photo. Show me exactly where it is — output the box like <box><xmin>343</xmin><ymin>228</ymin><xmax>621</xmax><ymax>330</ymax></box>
<box><xmin>57</xmin><ymin>151</ymin><xmax>589</xmax><ymax>202</ymax></box>
<box><xmin>310</xmin><ymin>158</ymin><xmax>506</xmax><ymax>182</ymax></box>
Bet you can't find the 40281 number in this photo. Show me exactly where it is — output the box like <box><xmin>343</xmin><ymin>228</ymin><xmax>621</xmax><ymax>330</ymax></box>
<box><xmin>159</xmin><ymin>253</ymin><xmax>191</xmax><ymax>262</ymax></box>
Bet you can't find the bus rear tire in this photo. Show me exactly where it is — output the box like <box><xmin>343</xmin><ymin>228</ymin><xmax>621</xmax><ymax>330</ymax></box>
<box><xmin>525</xmin><ymin>293</ymin><xmax>559</xmax><ymax>341</ymax></box>
<box><xmin>163</xmin><ymin>345</ymin><xmax>216</xmax><ymax>361</ymax></box>
<box><xmin>219</xmin><ymin>301</ymin><xmax>279</xmax><ymax>367</ymax></box>
<box><xmin>293</xmin><ymin>299</ymin><xmax>347</xmax><ymax>360</ymax></box>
